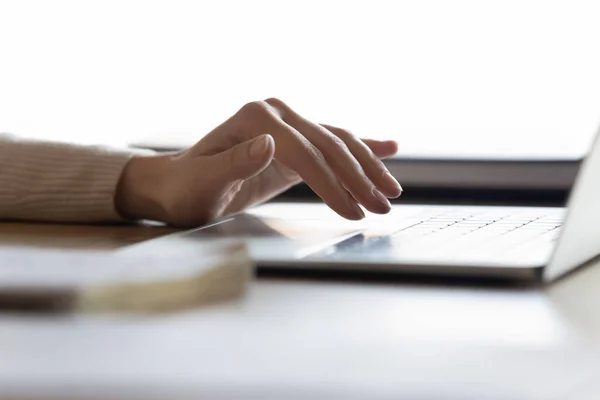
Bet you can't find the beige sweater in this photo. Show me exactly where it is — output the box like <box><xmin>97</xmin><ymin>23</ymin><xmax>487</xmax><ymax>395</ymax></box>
<box><xmin>0</xmin><ymin>134</ymin><xmax>148</xmax><ymax>223</ymax></box>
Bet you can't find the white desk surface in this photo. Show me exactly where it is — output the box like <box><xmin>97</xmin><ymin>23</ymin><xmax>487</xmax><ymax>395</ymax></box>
<box><xmin>0</xmin><ymin>206</ymin><xmax>599</xmax><ymax>400</ymax></box>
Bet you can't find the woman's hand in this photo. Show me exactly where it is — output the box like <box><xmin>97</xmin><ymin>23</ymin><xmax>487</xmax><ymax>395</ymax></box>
<box><xmin>116</xmin><ymin>98</ymin><xmax>402</xmax><ymax>227</ymax></box>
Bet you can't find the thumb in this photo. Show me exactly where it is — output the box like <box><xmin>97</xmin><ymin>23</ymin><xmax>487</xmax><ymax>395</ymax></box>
<box><xmin>210</xmin><ymin>134</ymin><xmax>275</xmax><ymax>181</ymax></box>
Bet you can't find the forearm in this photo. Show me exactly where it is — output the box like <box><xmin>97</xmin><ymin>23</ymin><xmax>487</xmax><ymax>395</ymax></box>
<box><xmin>0</xmin><ymin>134</ymin><xmax>151</xmax><ymax>223</ymax></box>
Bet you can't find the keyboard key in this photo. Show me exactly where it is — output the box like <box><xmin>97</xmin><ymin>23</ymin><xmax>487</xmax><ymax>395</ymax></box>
<box><xmin>320</xmin><ymin>208</ymin><xmax>564</xmax><ymax>262</ymax></box>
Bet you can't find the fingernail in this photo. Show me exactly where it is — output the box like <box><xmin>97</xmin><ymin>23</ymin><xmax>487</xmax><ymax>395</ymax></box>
<box><xmin>372</xmin><ymin>187</ymin><xmax>391</xmax><ymax>210</ymax></box>
<box><xmin>382</xmin><ymin>170</ymin><xmax>403</xmax><ymax>196</ymax></box>
<box><xmin>250</xmin><ymin>135</ymin><xmax>270</xmax><ymax>160</ymax></box>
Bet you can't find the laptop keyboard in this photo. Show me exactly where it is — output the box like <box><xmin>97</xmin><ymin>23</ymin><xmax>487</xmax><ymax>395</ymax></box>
<box><xmin>324</xmin><ymin>209</ymin><xmax>564</xmax><ymax>260</ymax></box>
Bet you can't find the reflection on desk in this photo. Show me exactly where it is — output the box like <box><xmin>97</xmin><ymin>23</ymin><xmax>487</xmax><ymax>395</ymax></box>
<box><xmin>0</xmin><ymin>222</ymin><xmax>598</xmax><ymax>400</ymax></box>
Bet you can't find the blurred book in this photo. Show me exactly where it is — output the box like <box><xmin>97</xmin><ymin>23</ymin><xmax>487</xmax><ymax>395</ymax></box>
<box><xmin>0</xmin><ymin>242</ymin><xmax>252</xmax><ymax>313</ymax></box>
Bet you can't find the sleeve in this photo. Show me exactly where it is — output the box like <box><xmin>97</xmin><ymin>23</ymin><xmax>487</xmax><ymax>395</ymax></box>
<box><xmin>0</xmin><ymin>133</ymin><xmax>154</xmax><ymax>223</ymax></box>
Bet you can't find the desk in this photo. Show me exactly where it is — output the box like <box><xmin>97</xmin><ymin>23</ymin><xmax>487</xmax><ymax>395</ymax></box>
<box><xmin>1</xmin><ymin>218</ymin><xmax>599</xmax><ymax>400</ymax></box>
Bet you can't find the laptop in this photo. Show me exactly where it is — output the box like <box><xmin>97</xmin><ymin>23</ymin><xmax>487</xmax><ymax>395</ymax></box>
<box><xmin>155</xmin><ymin>127</ymin><xmax>600</xmax><ymax>284</ymax></box>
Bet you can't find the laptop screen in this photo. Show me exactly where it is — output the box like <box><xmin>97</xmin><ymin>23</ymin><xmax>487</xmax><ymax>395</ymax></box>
<box><xmin>545</xmin><ymin>127</ymin><xmax>600</xmax><ymax>282</ymax></box>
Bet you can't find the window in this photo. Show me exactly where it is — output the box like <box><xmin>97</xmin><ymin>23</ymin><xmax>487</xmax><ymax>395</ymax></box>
<box><xmin>1</xmin><ymin>0</ymin><xmax>600</xmax><ymax>159</ymax></box>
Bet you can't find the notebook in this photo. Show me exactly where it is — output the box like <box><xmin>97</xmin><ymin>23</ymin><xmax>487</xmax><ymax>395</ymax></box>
<box><xmin>0</xmin><ymin>241</ymin><xmax>252</xmax><ymax>313</ymax></box>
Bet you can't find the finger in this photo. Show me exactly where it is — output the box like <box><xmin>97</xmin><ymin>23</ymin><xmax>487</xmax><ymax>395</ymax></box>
<box><xmin>361</xmin><ymin>139</ymin><xmax>399</xmax><ymax>159</ymax></box>
<box><xmin>268</xmin><ymin>119</ymin><xmax>365</xmax><ymax>220</ymax></box>
<box><xmin>236</xmin><ymin>99</ymin><xmax>364</xmax><ymax>220</ymax></box>
<box><xmin>206</xmin><ymin>134</ymin><xmax>275</xmax><ymax>183</ymax></box>
<box><xmin>321</xmin><ymin>124</ymin><xmax>403</xmax><ymax>199</ymax></box>
<box><xmin>264</xmin><ymin>98</ymin><xmax>391</xmax><ymax>214</ymax></box>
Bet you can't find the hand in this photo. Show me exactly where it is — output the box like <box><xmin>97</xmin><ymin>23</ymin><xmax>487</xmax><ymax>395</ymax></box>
<box><xmin>116</xmin><ymin>98</ymin><xmax>402</xmax><ymax>227</ymax></box>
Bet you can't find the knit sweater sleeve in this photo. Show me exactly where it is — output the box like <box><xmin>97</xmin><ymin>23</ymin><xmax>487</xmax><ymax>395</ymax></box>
<box><xmin>0</xmin><ymin>133</ymin><xmax>153</xmax><ymax>223</ymax></box>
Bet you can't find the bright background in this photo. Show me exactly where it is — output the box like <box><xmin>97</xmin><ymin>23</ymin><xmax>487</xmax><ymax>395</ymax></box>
<box><xmin>1</xmin><ymin>0</ymin><xmax>600</xmax><ymax>159</ymax></box>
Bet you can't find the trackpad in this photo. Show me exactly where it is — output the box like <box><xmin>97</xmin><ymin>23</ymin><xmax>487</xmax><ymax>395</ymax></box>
<box><xmin>184</xmin><ymin>214</ymin><xmax>363</xmax><ymax>260</ymax></box>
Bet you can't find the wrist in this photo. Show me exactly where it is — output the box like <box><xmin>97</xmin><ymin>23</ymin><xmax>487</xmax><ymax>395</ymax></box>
<box><xmin>115</xmin><ymin>154</ymin><xmax>170</xmax><ymax>222</ymax></box>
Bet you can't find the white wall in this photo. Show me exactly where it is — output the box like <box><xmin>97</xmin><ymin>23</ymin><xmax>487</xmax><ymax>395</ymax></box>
<box><xmin>1</xmin><ymin>0</ymin><xmax>600</xmax><ymax>158</ymax></box>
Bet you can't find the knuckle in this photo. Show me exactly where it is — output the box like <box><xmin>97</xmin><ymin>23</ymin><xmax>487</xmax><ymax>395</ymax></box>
<box><xmin>264</xmin><ymin>97</ymin><xmax>290</xmax><ymax>118</ymax></box>
<box><xmin>239</xmin><ymin>100</ymin><xmax>273</xmax><ymax>121</ymax></box>
<box><xmin>332</xmin><ymin>127</ymin><xmax>355</xmax><ymax>141</ymax></box>
<box><xmin>310</xmin><ymin>145</ymin><xmax>327</xmax><ymax>165</ymax></box>
<box><xmin>327</xmin><ymin>133</ymin><xmax>347</xmax><ymax>149</ymax></box>
<box><xmin>263</xmin><ymin>97</ymin><xmax>286</xmax><ymax>108</ymax></box>
<box><xmin>292</xmin><ymin>139</ymin><xmax>325</xmax><ymax>165</ymax></box>
<box><xmin>319</xmin><ymin>131</ymin><xmax>350</xmax><ymax>159</ymax></box>
<box><xmin>305</xmin><ymin>143</ymin><xmax>328</xmax><ymax>166</ymax></box>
